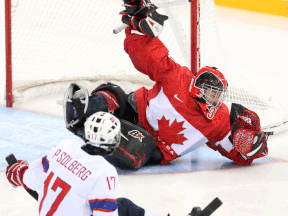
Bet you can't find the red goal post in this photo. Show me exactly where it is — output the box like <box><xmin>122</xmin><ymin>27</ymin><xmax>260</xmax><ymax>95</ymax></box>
<box><xmin>5</xmin><ymin>0</ymin><xmax>288</xmax><ymax>133</ymax></box>
<box><xmin>5</xmin><ymin>0</ymin><xmax>13</xmax><ymax>107</ymax></box>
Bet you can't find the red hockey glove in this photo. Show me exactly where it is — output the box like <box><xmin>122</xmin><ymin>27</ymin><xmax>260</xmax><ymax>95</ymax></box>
<box><xmin>231</xmin><ymin>124</ymin><xmax>268</xmax><ymax>159</ymax></box>
<box><xmin>230</xmin><ymin>103</ymin><xmax>269</xmax><ymax>160</ymax></box>
<box><xmin>230</xmin><ymin>103</ymin><xmax>261</xmax><ymax>131</ymax></box>
<box><xmin>6</xmin><ymin>160</ymin><xmax>29</xmax><ymax>188</ymax></box>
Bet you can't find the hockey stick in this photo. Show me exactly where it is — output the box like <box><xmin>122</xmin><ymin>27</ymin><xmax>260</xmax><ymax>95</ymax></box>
<box><xmin>172</xmin><ymin>197</ymin><xmax>222</xmax><ymax>216</ymax></box>
<box><xmin>6</xmin><ymin>154</ymin><xmax>94</xmax><ymax>216</ymax></box>
<box><xmin>198</xmin><ymin>197</ymin><xmax>222</xmax><ymax>216</ymax></box>
<box><xmin>113</xmin><ymin>0</ymin><xmax>192</xmax><ymax>34</ymax></box>
<box><xmin>264</xmin><ymin>131</ymin><xmax>273</xmax><ymax>136</ymax></box>
<box><xmin>6</xmin><ymin>152</ymin><xmax>221</xmax><ymax>216</ymax></box>
<box><xmin>6</xmin><ymin>154</ymin><xmax>39</xmax><ymax>201</ymax></box>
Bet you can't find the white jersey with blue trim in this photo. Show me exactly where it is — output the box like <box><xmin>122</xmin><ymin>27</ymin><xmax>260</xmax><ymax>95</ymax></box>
<box><xmin>23</xmin><ymin>139</ymin><xmax>119</xmax><ymax>216</ymax></box>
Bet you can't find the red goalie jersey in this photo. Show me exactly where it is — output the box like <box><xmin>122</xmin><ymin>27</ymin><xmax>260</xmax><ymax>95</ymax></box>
<box><xmin>124</xmin><ymin>27</ymin><xmax>268</xmax><ymax>165</ymax></box>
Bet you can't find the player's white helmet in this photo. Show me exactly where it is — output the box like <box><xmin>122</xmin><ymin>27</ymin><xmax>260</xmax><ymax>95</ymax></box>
<box><xmin>84</xmin><ymin>111</ymin><xmax>121</xmax><ymax>155</ymax></box>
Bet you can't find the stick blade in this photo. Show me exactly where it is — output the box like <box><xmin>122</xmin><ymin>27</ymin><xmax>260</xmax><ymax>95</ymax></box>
<box><xmin>199</xmin><ymin>197</ymin><xmax>222</xmax><ymax>216</ymax></box>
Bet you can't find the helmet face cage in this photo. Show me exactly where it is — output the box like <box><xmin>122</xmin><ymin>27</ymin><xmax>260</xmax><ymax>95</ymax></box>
<box><xmin>190</xmin><ymin>67</ymin><xmax>228</xmax><ymax>119</ymax></box>
<box><xmin>196</xmin><ymin>72</ymin><xmax>227</xmax><ymax>108</ymax></box>
<box><xmin>200</xmin><ymin>88</ymin><xmax>226</xmax><ymax>110</ymax></box>
<box><xmin>84</xmin><ymin>111</ymin><xmax>121</xmax><ymax>155</ymax></box>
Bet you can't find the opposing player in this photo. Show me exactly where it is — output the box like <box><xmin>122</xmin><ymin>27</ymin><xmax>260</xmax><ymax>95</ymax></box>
<box><xmin>63</xmin><ymin>0</ymin><xmax>269</xmax><ymax>169</ymax></box>
<box><xmin>5</xmin><ymin>112</ymin><xmax>160</xmax><ymax>216</ymax></box>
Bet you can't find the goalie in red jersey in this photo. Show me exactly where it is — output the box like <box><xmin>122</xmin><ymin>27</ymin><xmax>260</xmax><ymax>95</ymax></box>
<box><xmin>63</xmin><ymin>0</ymin><xmax>269</xmax><ymax>170</ymax></box>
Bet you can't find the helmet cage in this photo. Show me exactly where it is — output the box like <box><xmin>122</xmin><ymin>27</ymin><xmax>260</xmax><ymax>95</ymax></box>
<box><xmin>200</xmin><ymin>83</ymin><xmax>227</xmax><ymax>109</ymax></box>
<box><xmin>190</xmin><ymin>67</ymin><xmax>228</xmax><ymax>119</ymax></box>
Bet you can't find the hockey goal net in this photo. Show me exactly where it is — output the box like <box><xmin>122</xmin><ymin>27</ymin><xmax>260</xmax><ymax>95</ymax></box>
<box><xmin>5</xmin><ymin>0</ymin><xmax>288</xmax><ymax>133</ymax></box>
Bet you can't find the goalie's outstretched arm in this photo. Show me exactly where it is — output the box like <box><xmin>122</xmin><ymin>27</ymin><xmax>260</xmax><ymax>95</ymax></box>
<box><xmin>124</xmin><ymin>27</ymin><xmax>188</xmax><ymax>83</ymax></box>
<box><xmin>207</xmin><ymin>103</ymin><xmax>269</xmax><ymax>165</ymax></box>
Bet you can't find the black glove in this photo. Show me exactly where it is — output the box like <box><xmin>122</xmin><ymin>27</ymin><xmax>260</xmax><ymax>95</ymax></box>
<box><xmin>188</xmin><ymin>207</ymin><xmax>202</xmax><ymax>216</ymax></box>
<box><xmin>120</xmin><ymin>0</ymin><xmax>168</xmax><ymax>37</ymax></box>
<box><xmin>123</xmin><ymin>0</ymin><xmax>141</xmax><ymax>15</ymax></box>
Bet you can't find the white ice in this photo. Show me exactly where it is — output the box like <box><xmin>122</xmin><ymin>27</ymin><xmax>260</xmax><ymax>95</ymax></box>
<box><xmin>1</xmin><ymin>5</ymin><xmax>288</xmax><ymax>216</ymax></box>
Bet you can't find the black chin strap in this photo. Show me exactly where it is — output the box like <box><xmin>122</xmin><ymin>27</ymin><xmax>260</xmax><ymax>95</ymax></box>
<box><xmin>194</xmin><ymin>97</ymin><xmax>204</xmax><ymax>111</ymax></box>
<box><xmin>81</xmin><ymin>144</ymin><xmax>111</xmax><ymax>156</ymax></box>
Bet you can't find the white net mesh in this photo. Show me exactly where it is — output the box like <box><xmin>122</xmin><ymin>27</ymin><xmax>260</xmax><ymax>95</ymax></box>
<box><xmin>196</xmin><ymin>0</ymin><xmax>288</xmax><ymax>132</ymax></box>
<box><xmin>11</xmin><ymin>0</ymin><xmax>153</xmax><ymax>90</ymax></box>
<box><xmin>8</xmin><ymin>0</ymin><xmax>288</xmax><ymax>132</ymax></box>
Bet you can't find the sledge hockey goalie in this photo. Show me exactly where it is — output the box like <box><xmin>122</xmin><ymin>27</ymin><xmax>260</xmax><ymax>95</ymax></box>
<box><xmin>63</xmin><ymin>0</ymin><xmax>269</xmax><ymax>170</ymax></box>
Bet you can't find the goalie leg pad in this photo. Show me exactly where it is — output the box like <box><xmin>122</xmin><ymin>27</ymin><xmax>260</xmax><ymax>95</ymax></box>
<box><xmin>105</xmin><ymin>119</ymin><xmax>157</xmax><ymax>170</ymax></box>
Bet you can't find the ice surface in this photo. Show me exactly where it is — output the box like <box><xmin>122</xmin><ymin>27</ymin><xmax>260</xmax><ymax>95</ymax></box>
<box><xmin>0</xmin><ymin>5</ymin><xmax>288</xmax><ymax>216</ymax></box>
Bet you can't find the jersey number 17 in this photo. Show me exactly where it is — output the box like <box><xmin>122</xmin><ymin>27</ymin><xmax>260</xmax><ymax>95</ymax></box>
<box><xmin>39</xmin><ymin>172</ymin><xmax>71</xmax><ymax>216</ymax></box>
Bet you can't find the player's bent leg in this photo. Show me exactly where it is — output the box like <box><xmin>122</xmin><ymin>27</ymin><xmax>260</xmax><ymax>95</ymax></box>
<box><xmin>91</xmin><ymin>82</ymin><xmax>128</xmax><ymax>118</ymax></box>
<box><xmin>117</xmin><ymin>197</ymin><xmax>159</xmax><ymax>216</ymax></box>
<box><xmin>64</xmin><ymin>82</ymin><xmax>90</xmax><ymax>128</ymax></box>
<box><xmin>64</xmin><ymin>82</ymin><xmax>162</xmax><ymax>170</ymax></box>
<box><xmin>64</xmin><ymin>82</ymin><xmax>120</xmax><ymax>141</ymax></box>
<box><xmin>85</xmin><ymin>93</ymin><xmax>109</xmax><ymax>117</ymax></box>
<box><xmin>64</xmin><ymin>82</ymin><xmax>111</xmax><ymax>127</ymax></box>
<box><xmin>93</xmin><ymin>83</ymin><xmax>140</xmax><ymax>124</ymax></box>
<box><xmin>64</xmin><ymin>82</ymin><xmax>127</xmax><ymax>128</ymax></box>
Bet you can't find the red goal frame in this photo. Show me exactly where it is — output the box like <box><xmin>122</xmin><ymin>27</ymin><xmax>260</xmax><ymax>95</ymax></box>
<box><xmin>5</xmin><ymin>0</ymin><xmax>198</xmax><ymax>107</ymax></box>
<box><xmin>5</xmin><ymin>0</ymin><xmax>13</xmax><ymax>107</ymax></box>
<box><xmin>191</xmin><ymin>0</ymin><xmax>198</xmax><ymax>75</ymax></box>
